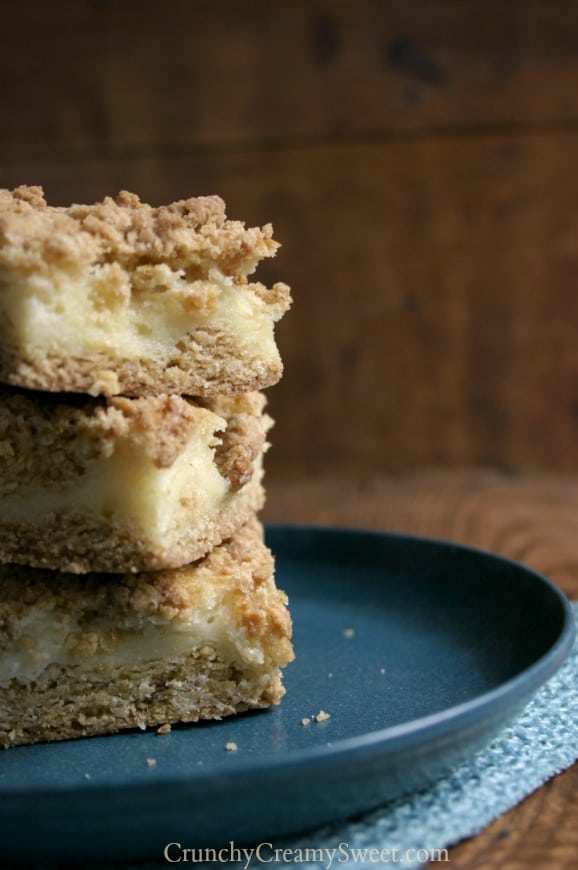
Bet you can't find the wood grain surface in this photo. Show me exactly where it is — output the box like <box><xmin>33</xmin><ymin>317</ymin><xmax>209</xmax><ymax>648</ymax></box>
<box><xmin>4</xmin><ymin>1</ymin><xmax>578</xmax><ymax>473</ymax></box>
<box><xmin>5</xmin><ymin>129</ymin><xmax>578</xmax><ymax>474</ymax></box>
<box><xmin>264</xmin><ymin>469</ymin><xmax>578</xmax><ymax>868</ymax></box>
<box><xmin>2</xmin><ymin>0</ymin><xmax>578</xmax><ymax>154</ymax></box>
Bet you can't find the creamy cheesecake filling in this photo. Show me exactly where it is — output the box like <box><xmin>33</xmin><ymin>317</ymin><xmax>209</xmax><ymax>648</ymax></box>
<box><xmin>0</xmin><ymin>609</ymin><xmax>265</xmax><ymax>685</ymax></box>
<box><xmin>0</xmin><ymin>422</ymin><xmax>230</xmax><ymax>546</ymax></box>
<box><xmin>1</xmin><ymin>266</ymin><xmax>281</xmax><ymax>364</ymax></box>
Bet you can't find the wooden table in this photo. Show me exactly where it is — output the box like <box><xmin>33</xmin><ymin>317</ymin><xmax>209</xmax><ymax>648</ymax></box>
<box><xmin>264</xmin><ymin>470</ymin><xmax>578</xmax><ymax>869</ymax></box>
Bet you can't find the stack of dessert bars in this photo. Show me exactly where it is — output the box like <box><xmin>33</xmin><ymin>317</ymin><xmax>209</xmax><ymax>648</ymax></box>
<box><xmin>0</xmin><ymin>186</ymin><xmax>294</xmax><ymax>748</ymax></box>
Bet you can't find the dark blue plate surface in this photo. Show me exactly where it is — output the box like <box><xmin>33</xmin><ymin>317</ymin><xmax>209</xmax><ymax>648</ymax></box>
<box><xmin>0</xmin><ymin>526</ymin><xmax>574</xmax><ymax>865</ymax></box>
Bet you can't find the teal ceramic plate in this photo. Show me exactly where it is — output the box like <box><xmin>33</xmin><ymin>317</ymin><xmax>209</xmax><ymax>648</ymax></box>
<box><xmin>0</xmin><ymin>526</ymin><xmax>574</xmax><ymax>865</ymax></box>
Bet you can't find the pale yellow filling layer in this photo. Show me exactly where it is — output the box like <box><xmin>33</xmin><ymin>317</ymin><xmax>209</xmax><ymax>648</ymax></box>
<box><xmin>0</xmin><ymin>423</ymin><xmax>229</xmax><ymax>546</ymax></box>
<box><xmin>1</xmin><ymin>265</ymin><xmax>278</xmax><ymax>363</ymax></box>
<box><xmin>0</xmin><ymin>598</ymin><xmax>265</xmax><ymax>685</ymax></box>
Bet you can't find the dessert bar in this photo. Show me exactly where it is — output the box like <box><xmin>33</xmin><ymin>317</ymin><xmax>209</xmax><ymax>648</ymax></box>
<box><xmin>0</xmin><ymin>386</ymin><xmax>270</xmax><ymax>573</ymax></box>
<box><xmin>0</xmin><ymin>186</ymin><xmax>291</xmax><ymax>397</ymax></box>
<box><xmin>0</xmin><ymin>519</ymin><xmax>294</xmax><ymax>748</ymax></box>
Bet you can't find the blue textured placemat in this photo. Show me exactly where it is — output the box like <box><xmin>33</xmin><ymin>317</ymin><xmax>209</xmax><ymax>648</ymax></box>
<box><xmin>23</xmin><ymin>603</ymin><xmax>578</xmax><ymax>870</ymax></box>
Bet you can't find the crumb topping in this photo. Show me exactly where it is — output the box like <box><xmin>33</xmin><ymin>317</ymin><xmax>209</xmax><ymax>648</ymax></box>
<box><xmin>0</xmin><ymin>386</ymin><xmax>267</xmax><ymax>488</ymax></box>
<box><xmin>0</xmin><ymin>186</ymin><xmax>282</xmax><ymax>279</ymax></box>
<box><xmin>213</xmin><ymin>396</ymin><xmax>272</xmax><ymax>490</ymax></box>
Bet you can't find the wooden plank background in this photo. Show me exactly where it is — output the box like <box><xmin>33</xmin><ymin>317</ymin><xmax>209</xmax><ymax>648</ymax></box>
<box><xmin>3</xmin><ymin>0</ymin><xmax>578</xmax><ymax>475</ymax></box>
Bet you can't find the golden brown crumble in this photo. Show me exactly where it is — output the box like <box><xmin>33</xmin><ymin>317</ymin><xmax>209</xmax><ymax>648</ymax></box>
<box><xmin>0</xmin><ymin>186</ymin><xmax>281</xmax><ymax>277</ymax></box>
<box><xmin>0</xmin><ymin>386</ymin><xmax>268</xmax><ymax>488</ymax></box>
<box><xmin>214</xmin><ymin>409</ymin><xmax>272</xmax><ymax>489</ymax></box>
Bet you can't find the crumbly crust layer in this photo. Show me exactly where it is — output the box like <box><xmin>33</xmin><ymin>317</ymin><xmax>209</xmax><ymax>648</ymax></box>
<box><xmin>0</xmin><ymin>186</ymin><xmax>291</xmax><ymax>397</ymax></box>
<box><xmin>0</xmin><ymin>650</ymin><xmax>286</xmax><ymax>747</ymax></box>
<box><xmin>0</xmin><ymin>344</ymin><xmax>284</xmax><ymax>399</ymax></box>
<box><xmin>0</xmin><ymin>519</ymin><xmax>294</xmax><ymax>747</ymax></box>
